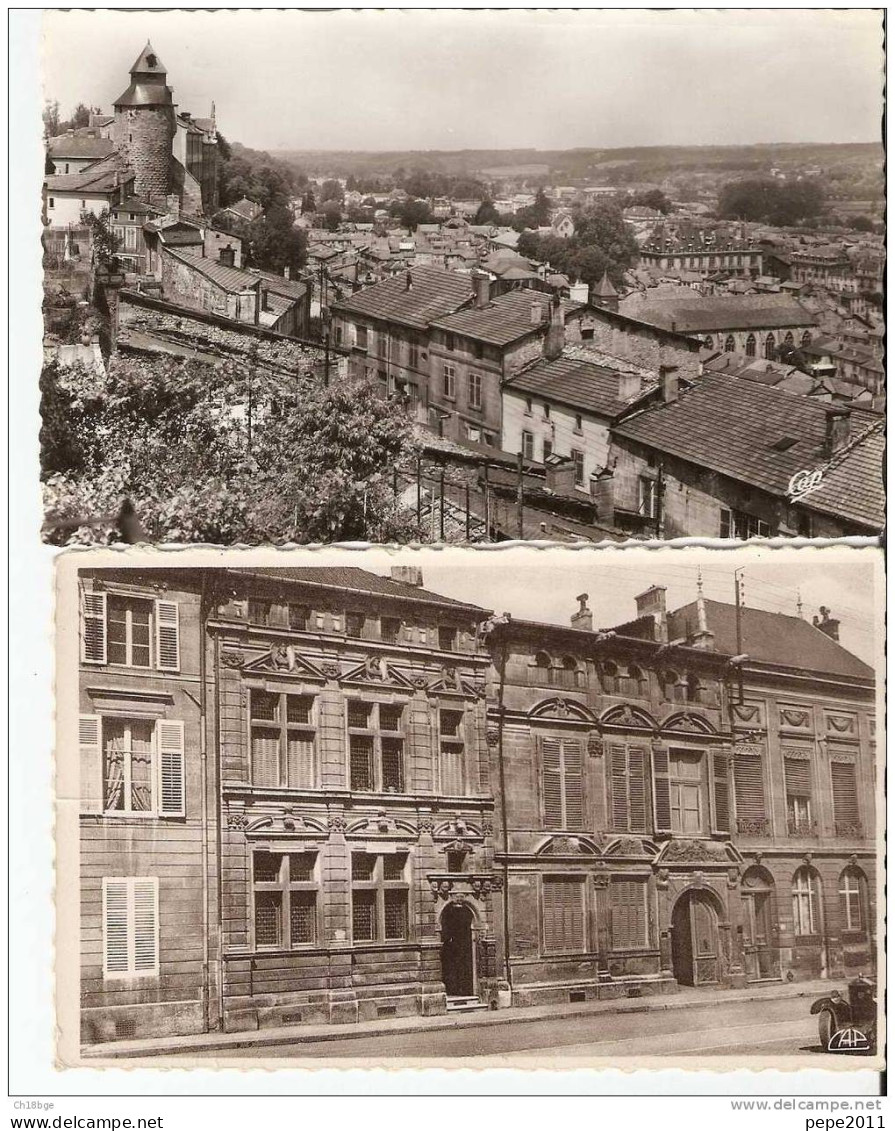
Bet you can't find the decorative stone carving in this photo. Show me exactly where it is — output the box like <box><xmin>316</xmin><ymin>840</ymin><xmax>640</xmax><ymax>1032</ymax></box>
<box><xmin>473</xmin><ymin>683</ymin><xmax>487</xmax><ymax>701</ymax></box>
<box><xmin>418</xmin><ymin>816</ymin><xmax>435</xmax><ymax>835</ymax></box>
<box><xmin>482</xmin><ymin>820</ymin><xmax>494</xmax><ymax>837</ymax></box>
<box><xmin>486</xmin><ymin>728</ymin><xmax>500</xmax><ymax>748</ymax></box>
<box><xmin>321</xmin><ymin>662</ymin><xmax>340</xmax><ymax>680</ymax></box>
<box><xmin>655</xmin><ymin>868</ymin><xmax>670</xmax><ymax>889</ymax></box>
<box><xmin>727</xmin><ymin>867</ymin><xmax>740</xmax><ymax>888</ymax></box>
<box><xmin>613</xmin><ymin>836</ymin><xmax>648</xmax><ymax>856</ymax></box>
<box><xmin>270</xmin><ymin>642</ymin><xmax>296</xmax><ymax>670</ymax></box>
<box><xmin>327</xmin><ymin>814</ymin><xmax>347</xmax><ymax>833</ymax></box>
<box><xmin>732</xmin><ymin>703</ymin><xmax>760</xmax><ymax>722</ymax></box>
<box><xmin>411</xmin><ymin>675</ymin><xmax>429</xmax><ymax>690</ymax></box>
<box><xmin>593</xmin><ymin>873</ymin><xmax>610</xmax><ymax>890</ymax></box>
<box><xmin>221</xmin><ymin>650</ymin><xmax>244</xmax><ymax>668</ymax></box>
<box><xmin>662</xmin><ymin>711</ymin><xmax>713</xmax><ymax>734</ymax></box>
<box><xmin>781</xmin><ymin>708</ymin><xmax>811</xmax><ymax>728</ymax></box>
<box><xmin>227</xmin><ymin>809</ymin><xmax>248</xmax><ymax>829</ymax></box>
<box><xmin>781</xmin><ymin>745</ymin><xmax>812</xmax><ymax>760</ymax></box>
<box><xmin>827</xmin><ymin>714</ymin><xmax>856</xmax><ymax>734</ymax></box>
<box><xmin>660</xmin><ymin>838</ymin><xmax>728</xmax><ymax>863</ymax></box>
<box><xmin>441</xmin><ymin>666</ymin><xmax>463</xmax><ymax>691</ymax></box>
<box><xmin>364</xmin><ymin>655</ymin><xmax>388</xmax><ymax>681</ymax></box>
<box><xmin>587</xmin><ymin>733</ymin><xmax>603</xmax><ymax>758</ymax></box>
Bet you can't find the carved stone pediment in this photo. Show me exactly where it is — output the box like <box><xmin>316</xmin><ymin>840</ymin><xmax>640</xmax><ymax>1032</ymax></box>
<box><xmin>600</xmin><ymin>704</ymin><xmax>657</xmax><ymax>731</ymax></box>
<box><xmin>535</xmin><ymin>834</ymin><xmax>602</xmax><ymax>857</ymax></box>
<box><xmin>341</xmin><ymin>656</ymin><xmax>417</xmax><ymax>689</ymax></box>
<box><xmin>603</xmin><ymin>836</ymin><xmax>658</xmax><ymax>859</ymax></box>
<box><xmin>530</xmin><ymin>697</ymin><xmax>596</xmax><ymax>724</ymax></box>
<box><xmin>660</xmin><ymin>710</ymin><xmax>716</xmax><ymax>736</ymax></box>
<box><xmin>240</xmin><ymin>646</ymin><xmax>328</xmax><ymax>681</ymax></box>
<box><xmin>657</xmin><ymin>838</ymin><xmax>733</xmax><ymax>865</ymax></box>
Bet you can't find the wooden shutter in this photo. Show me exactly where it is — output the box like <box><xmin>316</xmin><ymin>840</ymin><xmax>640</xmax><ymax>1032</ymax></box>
<box><xmin>542</xmin><ymin>877</ymin><xmax>584</xmax><ymax>953</ymax></box>
<box><xmin>831</xmin><ymin>761</ymin><xmax>859</xmax><ymax>825</ymax></box>
<box><xmin>79</xmin><ymin>714</ymin><xmax>103</xmax><ymax>813</ymax></box>
<box><xmin>610</xmin><ymin>878</ymin><xmax>647</xmax><ymax>949</ymax></box>
<box><xmin>562</xmin><ymin>739</ymin><xmax>584</xmax><ymax>830</ymax></box>
<box><xmin>710</xmin><ymin>752</ymin><xmax>731</xmax><ymax>834</ymax></box>
<box><xmin>733</xmin><ymin>752</ymin><xmax>766</xmax><ymax>823</ymax></box>
<box><xmin>132</xmin><ymin>878</ymin><xmax>159</xmax><ymax>973</ymax></box>
<box><xmin>610</xmin><ymin>744</ymin><xmax>630</xmax><ymax>829</ymax></box>
<box><xmin>156</xmin><ymin>720</ymin><xmax>185</xmax><ymax>816</ymax></box>
<box><xmin>651</xmin><ymin>746</ymin><xmax>672</xmax><ymax>833</ymax></box>
<box><xmin>82</xmin><ymin>591</ymin><xmax>107</xmax><ymax>664</ymax></box>
<box><xmin>541</xmin><ymin>737</ymin><xmax>563</xmax><ymax>828</ymax></box>
<box><xmin>287</xmin><ymin>734</ymin><xmax>316</xmax><ymax>788</ymax></box>
<box><xmin>784</xmin><ymin>757</ymin><xmax>811</xmax><ymax>796</ymax></box>
<box><xmin>627</xmin><ymin>745</ymin><xmax>648</xmax><ymax>832</ymax></box>
<box><xmin>103</xmin><ymin>879</ymin><xmax>130</xmax><ymax>975</ymax></box>
<box><xmin>155</xmin><ymin>600</ymin><xmax>180</xmax><ymax>671</ymax></box>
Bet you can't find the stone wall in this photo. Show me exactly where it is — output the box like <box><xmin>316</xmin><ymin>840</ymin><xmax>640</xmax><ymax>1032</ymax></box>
<box><xmin>113</xmin><ymin>105</ymin><xmax>175</xmax><ymax>200</ymax></box>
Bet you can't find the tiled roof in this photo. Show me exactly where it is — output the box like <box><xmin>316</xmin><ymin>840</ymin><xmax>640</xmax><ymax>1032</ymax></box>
<box><xmin>612</xmin><ymin>369</ymin><xmax>875</xmax><ymax>501</ymax></box>
<box><xmin>505</xmin><ymin>351</ymin><xmax>651</xmax><ymax>419</ymax></box>
<box><xmin>160</xmin><ymin>227</ymin><xmax>204</xmax><ymax>246</ymax></box>
<box><xmin>799</xmin><ymin>417</ymin><xmax>885</xmax><ymax>530</ymax></box>
<box><xmin>623</xmin><ymin>293</ymin><xmax>818</xmax><ymax>333</ymax></box>
<box><xmin>44</xmin><ymin>152</ymin><xmax>132</xmax><ymax>194</ymax></box>
<box><xmin>223</xmin><ymin>198</ymin><xmax>263</xmax><ymax>221</ymax></box>
<box><xmin>667</xmin><ymin>599</ymin><xmax>873</xmax><ymax>680</ymax></box>
<box><xmin>331</xmin><ymin>266</ymin><xmax>472</xmax><ymax>331</ymax></box>
<box><xmin>231</xmin><ymin>567</ymin><xmax>487</xmax><ymax>612</ymax></box>
<box><xmin>47</xmin><ymin>135</ymin><xmax>115</xmax><ymax>160</ymax></box>
<box><xmin>431</xmin><ymin>291</ymin><xmax>582</xmax><ymax>347</ymax></box>
<box><xmin>163</xmin><ymin>247</ymin><xmax>261</xmax><ymax>294</ymax></box>
<box><xmin>245</xmin><ymin>267</ymin><xmax>309</xmax><ymax>302</ymax></box>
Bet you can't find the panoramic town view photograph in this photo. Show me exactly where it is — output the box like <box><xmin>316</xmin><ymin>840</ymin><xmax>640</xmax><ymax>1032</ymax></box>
<box><xmin>39</xmin><ymin>9</ymin><xmax>884</xmax><ymax>546</ymax></box>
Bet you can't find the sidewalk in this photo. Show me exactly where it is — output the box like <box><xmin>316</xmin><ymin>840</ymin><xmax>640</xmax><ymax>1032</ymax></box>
<box><xmin>82</xmin><ymin>978</ymin><xmax>830</xmax><ymax>1060</ymax></box>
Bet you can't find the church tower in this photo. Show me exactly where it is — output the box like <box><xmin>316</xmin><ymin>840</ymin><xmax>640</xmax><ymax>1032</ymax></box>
<box><xmin>112</xmin><ymin>42</ymin><xmax>175</xmax><ymax>201</ymax></box>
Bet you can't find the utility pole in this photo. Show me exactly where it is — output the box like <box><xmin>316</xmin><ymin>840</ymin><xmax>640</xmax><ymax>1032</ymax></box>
<box><xmin>516</xmin><ymin>452</ymin><xmax>525</xmax><ymax>540</ymax></box>
<box><xmin>416</xmin><ymin>458</ymin><xmax>422</xmax><ymax>526</ymax></box>
<box><xmin>734</xmin><ymin>568</ymin><xmax>745</xmax><ymax>703</ymax></box>
<box><xmin>465</xmin><ymin>482</ymin><xmax>471</xmax><ymax>542</ymax></box>
<box><xmin>439</xmin><ymin>467</ymin><xmax>446</xmax><ymax>542</ymax></box>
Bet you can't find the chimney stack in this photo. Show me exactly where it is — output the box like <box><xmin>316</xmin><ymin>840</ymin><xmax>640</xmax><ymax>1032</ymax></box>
<box><xmin>543</xmin><ymin>294</ymin><xmax>565</xmax><ymax>361</ymax></box>
<box><xmin>391</xmin><ymin>565</ymin><xmax>423</xmax><ymax>588</ymax></box>
<box><xmin>545</xmin><ymin>456</ymin><xmax>577</xmax><ymax>494</ymax></box>
<box><xmin>219</xmin><ymin>244</ymin><xmax>235</xmax><ymax>267</ymax></box>
<box><xmin>472</xmin><ymin>271</ymin><xmax>490</xmax><ymax>309</ymax></box>
<box><xmin>405</xmin><ymin>271</ymin><xmax>413</xmax><ymax>291</ymax></box>
<box><xmin>530</xmin><ymin>297</ymin><xmax>545</xmax><ymax>325</ymax></box>
<box><xmin>617</xmin><ymin>368</ymin><xmax>643</xmax><ymax>401</ymax></box>
<box><xmin>634</xmin><ymin>585</ymin><xmax>668</xmax><ymax>643</ymax></box>
<box><xmin>812</xmin><ymin>606</ymin><xmax>840</xmax><ymax>642</ymax></box>
<box><xmin>660</xmin><ymin>365</ymin><xmax>679</xmax><ymax>403</ymax></box>
<box><xmin>824</xmin><ymin>407</ymin><xmax>850</xmax><ymax>457</ymax></box>
<box><xmin>571</xmin><ymin>593</ymin><xmax>593</xmax><ymax>631</ymax></box>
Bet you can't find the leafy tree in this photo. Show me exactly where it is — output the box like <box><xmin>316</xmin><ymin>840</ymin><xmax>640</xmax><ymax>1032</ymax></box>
<box><xmin>42</xmin><ymin>99</ymin><xmax>61</xmax><ymax>138</ymax></box>
<box><xmin>632</xmin><ymin>189</ymin><xmax>672</xmax><ymax>215</ymax></box>
<box><xmin>70</xmin><ymin>103</ymin><xmax>91</xmax><ymax>128</ymax></box>
<box><xmin>474</xmin><ymin>199</ymin><xmax>500</xmax><ymax>226</ymax></box>
<box><xmin>517</xmin><ymin>201</ymin><xmax>637</xmax><ymax>287</ymax></box>
<box><xmin>300</xmin><ymin>189</ymin><xmax>317</xmax><ymax>214</ymax></box>
<box><xmin>245</xmin><ymin>204</ymin><xmax>308</xmax><ymax>275</ymax></box>
<box><xmin>320</xmin><ymin>201</ymin><xmax>343</xmax><ymax>231</ymax></box>
<box><xmin>320</xmin><ymin>179</ymin><xmax>345</xmax><ymax>204</ymax></box>
<box><xmin>398</xmin><ymin>198</ymin><xmax>433</xmax><ymax>231</ymax></box>
<box><xmin>717</xmin><ymin>177</ymin><xmax>825</xmax><ymax>225</ymax></box>
<box><xmin>849</xmin><ymin>215</ymin><xmax>875</xmax><ymax>232</ymax></box>
<box><xmin>81</xmin><ymin>208</ymin><xmax>121</xmax><ymax>269</ymax></box>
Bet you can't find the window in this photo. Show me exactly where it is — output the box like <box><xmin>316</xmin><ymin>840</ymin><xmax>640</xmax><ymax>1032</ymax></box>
<box><xmin>571</xmin><ymin>449</ymin><xmax>584</xmax><ymax>486</ymax></box>
<box><xmin>356</xmin><ymin>325</ymin><xmax>368</xmax><ymax>350</ymax></box>
<box><xmin>624</xmin><ymin>664</ymin><xmax>647</xmax><ymax>698</ymax></box>
<box><xmin>351</xmin><ymin>852</ymin><xmax>409</xmax><ymax>941</ymax></box>
<box><xmin>103</xmin><ymin>877</ymin><xmax>158</xmax><ymax>978</ymax></box>
<box><xmin>838</xmin><ymin>866</ymin><xmax>866</xmax><ymax>933</ymax></box>
<box><xmin>801</xmin><ymin>330</ymin><xmax>812</xmax><ymax>347</ymax></box>
<box><xmin>542</xmin><ymin>438</ymin><xmax>553</xmax><ymax>462</ymax></box>
<box><xmin>792</xmin><ymin>867</ymin><xmax>819</xmax><ymax>936</ymax></box>
<box><xmin>580</xmin><ymin>328</ymin><xmax>594</xmax><ymax>341</ymax></box>
<box><xmin>542</xmin><ymin>876</ymin><xmax>586</xmax><ymax>954</ymax></box>
<box><xmin>468</xmin><ymin>371</ymin><xmax>482</xmax><ymax>410</ymax></box>
<box><xmin>408</xmin><ymin>340</ymin><xmax>419</xmax><ymax>370</ymax></box>
<box><xmin>252</xmin><ymin>851</ymin><xmax>318</xmax><ymax>948</ymax></box>
<box><xmin>250</xmin><ymin>690</ymin><xmax>316</xmax><ymax>789</ymax></box>
<box><xmin>445</xmin><ymin>333</ymin><xmax>455</xmax><ymax>352</ymax></box>
<box><xmin>734</xmin><ymin>749</ymin><xmax>768</xmax><ymax>833</ymax></box>
<box><xmin>439</xmin><ymin>709</ymin><xmax>466</xmax><ymax>795</ymax></box>
<box><xmin>82</xmin><ymin>591</ymin><xmax>181</xmax><ymax>672</ymax></box>
<box><xmin>784</xmin><ymin>756</ymin><xmax>813</xmax><ymax>834</ymax></box>
<box><xmin>705</xmin><ymin>336</ymin><xmax>714</xmax><ymax>350</ymax></box>
<box><xmin>662</xmin><ymin>669</ymin><xmax>684</xmax><ymax>702</ymax></box>
<box><xmin>831</xmin><ymin>760</ymin><xmax>860</xmax><ymax>836</ymax></box>
<box><xmin>638</xmin><ymin>476</ymin><xmax>657</xmax><ymax>519</ymax></box>
<box><xmin>610</xmin><ymin>878</ymin><xmax>648</xmax><ymax>949</ymax></box>
<box><xmin>784</xmin><ymin>331</ymin><xmax>795</xmax><ymax>347</ymax></box>
<box><xmin>524</xmin><ymin>397</ymin><xmax>533</xmax><ymax>415</ymax></box>
<box><xmin>248</xmin><ymin>599</ymin><xmax>272</xmax><ymax>625</ymax></box>
<box><xmin>48</xmin><ymin>197</ymin><xmax>55</xmax><ymax>209</ymax></box>
<box><xmin>438</xmin><ymin>626</ymin><xmax>457</xmax><ymax>652</ymax></box>
<box><xmin>91</xmin><ymin>716</ymin><xmax>185</xmax><ymax>817</ymax></box>
<box><xmin>346</xmin><ymin>611</ymin><xmax>366</xmax><ymax>638</ymax></box>
<box><xmin>764</xmin><ymin>333</ymin><xmax>776</xmax><ymax>360</ymax></box>
<box><xmin>724</xmin><ymin>335</ymin><xmax>735</xmax><ymax>353</ymax></box>
<box><xmin>289</xmin><ymin>603</ymin><xmax>310</xmax><ymax>631</ymax></box>
<box><xmin>443</xmin><ymin>363</ymin><xmax>456</xmax><ymax>399</ymax></box>
<box><xmin>542</xmin><ymin>403</ymin><xmax>551</xmax><ymax>420</ymax></box>
<box><xmin>521</xmin><ymin>430</ymin><xmax>534</xmax><ymax>460</ymax></box>
<box><xmin>609</xmin><ymin>744</ymin><xmax>649</xmax><ymax>832</ymax></box>
<box><xmin>347</xmin><ymin>701</ymin><xmax>405</xmax><ymax>792</ymax></box>
<box><xmin>541</xmin><ymin>736</ymin><xmax>584</xmax><ymax>829</ymax></box>
<box><xmin>720</xmin><ymin>508</ymin><xmax>771</xmax><ymax>540</ymax></box>
<box><xmin>380</xmin><ymin>616</ymin><xmax>402</xmax><ymax>644</ymax></box>
<box><xmin>669</xmin><ymin>751</ymin><xmax>704</xmax><ymax>834</ymax></box>
<box><xmin>745</xmin><ymin>334</ymin><xmax>756</xmax><ymax>357</ymax></box>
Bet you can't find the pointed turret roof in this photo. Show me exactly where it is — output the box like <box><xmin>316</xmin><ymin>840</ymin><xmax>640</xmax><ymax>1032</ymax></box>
<box><xmin>594</xmin><ymin>270</ymin><xmax>619</xmax><ymax>298</ymax></box>
<box><xmin>129</xmin><ymin>41</ymin><xmax>167</xmax><ymax>76</ymax></box>
<box><xmin>114</xmin><ymin>41</ymin><xmax>173</xmax><ymax>108</ymax></box>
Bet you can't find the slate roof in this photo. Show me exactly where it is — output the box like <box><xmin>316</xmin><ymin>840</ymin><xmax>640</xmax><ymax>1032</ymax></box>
<box><xmin>623</xmin><ymin>293</ymin><xmax>818</xmax><ymax>333</ymax></box>
<box><xmin>505</xmin><ymin>352</ymin><xmax>651</xmax><ymax>419</ymax></box>
<box><xmin>611</xmin><ymin>370</ymin><xmax>876</xmax><ymax>503</ymax></box>
<box><xmin>47</xmin><ymin>135</ymin><xmax>115</xmax><ymax>161</ymax></box>
<box><xmin>231</xmin><ymin>567</ymin><xmax>487</xmax><ymax>612</ymax></box>
<box><xmin>245</xmin><ymin>268</ymin><xmax>309</xmax><ymax>302</ymax></box>
<box><xmin>431</xmin><ymin>291</ymin><xmax>582</xmax><ymax>347</ymax></box>
<box><xmin>223</xmin><ymin>198</ymin><xmax>263</xmax><ymax>222</ymax></box>
<box><xmin>799</xmin><ymin>417</ymin><xmax>885</xmax><ymax>530</ymax></box>
<box><xmin>331</xmin><ymin>266</ymin><xmax>472</xmax><ymax>331</ymax></box>
<box><xmin>44</xmin><ymin>153</ymin><xmax>132</xmax><ymax>195</ymax></box>
<box><xmin>164</xmin><ymin>247</ymin><xmax>261</xmax><ymax>293</ymax></box>
<box><xmin>667</xmin><ymin>599</ymin><xmax>873</xmax><ymax>681</ymax></box>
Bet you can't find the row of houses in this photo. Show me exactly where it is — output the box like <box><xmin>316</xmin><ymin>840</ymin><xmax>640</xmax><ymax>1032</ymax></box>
<box><xmin>73</xmin><ymin>563</ymin><xmax>877</xmax><ymax>1044</ymax></box>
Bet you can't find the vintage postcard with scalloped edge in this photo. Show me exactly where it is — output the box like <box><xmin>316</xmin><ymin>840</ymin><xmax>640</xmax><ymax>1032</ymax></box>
<box><xmin>54</xmin><ymin>541</ymin><xmax>884</xmax><ymax>1072</ymax></box>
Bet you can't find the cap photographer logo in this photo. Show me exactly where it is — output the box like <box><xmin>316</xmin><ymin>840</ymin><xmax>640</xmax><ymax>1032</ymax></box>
<box><xmin>788</xmin><ymin>466</ymin><xmax>825</xmax><ymax>504</ymax></box>
<box><xmin>828</xmin><ymin>1027</ymin><xmax>872</xmax><ymax>1053</ymax></box>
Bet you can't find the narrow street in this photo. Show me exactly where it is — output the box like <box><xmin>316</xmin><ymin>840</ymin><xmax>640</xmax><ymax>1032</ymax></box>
<box><xmin>174</xmin><ymin>995</ymin><xmax>832</xmax><ymax>1061</ymax></box>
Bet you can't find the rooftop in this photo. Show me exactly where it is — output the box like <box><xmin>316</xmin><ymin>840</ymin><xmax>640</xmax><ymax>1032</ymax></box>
<box><xmin>621</xmin><ymin>293</ymin><xmax>818</xmax><ymax>334</ymax></box>
<box><xmin>163</xmin><ymin>247</ymin><xmax>262</xmax><ymax>294</ymax></box>
<box><xmin>799</xmin><ymin>417</ymin><xmax>885</xmax><ymax>530</ymax></box>
<box><xmin>47</xmin><ymin>134</ymin><xmax>116</xmax><ymax>161</ymax></box>
<box><xmin>431</xmin><ymin>291</ymin><xmax>582</xmax><ymax>347</ymax></box>
<box><xmin>231</xmin><ymin>567</ymin><xmax>487</xmax><ymax>613</ymax></box>
<box><xmin>331</xmin><ymin>266</ymin><xmax>472</xmax><ymax>331</ymax></box>
<box><xmin>44</xmin><ymin>152</ymin><xmax>132</xmax><ymax>195</ymax></box>
<box><xmin>505</xmin><ymin>350</ymin><xmax>654</xmax><ymax>419</ymax></box>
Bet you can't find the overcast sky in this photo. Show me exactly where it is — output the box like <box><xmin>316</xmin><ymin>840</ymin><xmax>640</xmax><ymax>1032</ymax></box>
<box><xmin>41</xmin><ymin>9</ymin><xmax>883</xmax><ymax>153</ymax></box>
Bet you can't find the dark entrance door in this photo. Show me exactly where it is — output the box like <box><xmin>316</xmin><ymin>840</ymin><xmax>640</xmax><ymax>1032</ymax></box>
<box><xmin>441</xmin><ymin>902</ymin><xmax>475</xmax><ymax>998</ymax></box>
<box><xmin>743</xmin><ymin>886</ymin><xmax>780</xmax><ymax>981</ymax></box>
<box><xmin>671</xmin><ymin>891</ymin><xmax>720</xmax><ymax>986</ymax></box>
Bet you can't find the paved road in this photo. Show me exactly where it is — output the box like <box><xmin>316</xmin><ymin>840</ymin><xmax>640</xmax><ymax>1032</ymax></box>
<box><xmin>177</xmin><ymin>995</ymin><xmax>831</xmax><ymax>1061</ymax></box>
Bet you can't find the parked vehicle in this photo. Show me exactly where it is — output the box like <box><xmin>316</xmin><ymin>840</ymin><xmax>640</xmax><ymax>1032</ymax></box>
<box><xmin>810</xmin><ymin>975</ymin><xmax>877</xmax><ymax>1053</ymax></box>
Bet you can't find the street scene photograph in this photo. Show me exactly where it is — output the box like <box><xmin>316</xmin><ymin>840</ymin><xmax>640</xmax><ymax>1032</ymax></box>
<box><xmin>54</xmin><ymin>543</ymin><xmax>882</xmax><ymax>1067</ymax></box>
<box><xmin>38</xmin><ymin>8</ymin><xmax>884</xmax><ymax>545</ymax></box>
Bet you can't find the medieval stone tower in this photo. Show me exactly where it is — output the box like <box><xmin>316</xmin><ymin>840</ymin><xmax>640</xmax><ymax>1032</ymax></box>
<box><xmin>112</xmin><ymin>42</ymin><xmax>175</xmax><ymax>201</ymax></box>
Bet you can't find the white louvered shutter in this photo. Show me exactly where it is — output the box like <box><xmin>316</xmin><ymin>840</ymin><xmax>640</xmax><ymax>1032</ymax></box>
<box><xmin>155</xmin><ymin>600</ymin><xmax>180</xmax><ymax>671</ymax></box>
<box><xmin>562</xmin><ymin>739</ymin><xmax>584</xmax><ymax>830</ymax></box>
<box><xmin>82</xmin><ymin>591</ymin><xmax>107</xmax><ymax>664</ymax></box>
<box><xmin>79</xmin><ymin>714</ymin><xmax>103</xmax><ymax>812</ymax></box>
<box><xmin>103</xmin><ymin>879</ymin><xmax>130</xmax><ymax>975</ymax></box>
<box><xmin>132</xmin><ymin>879</ymin><xmax>159</xmax><ymax>973</ymax></box>
<box><xmin>156</xmin><ymin>720</ymin><xmax>185</xmax><ymax>816</ymax></box>
<box><xmin>541</xmin><ymin>737</ymin><xmax>563</xmax><ymax>828</ymax></box>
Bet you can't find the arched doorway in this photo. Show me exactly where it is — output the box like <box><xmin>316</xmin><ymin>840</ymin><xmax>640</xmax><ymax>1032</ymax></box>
<box><xmin>671</xmin><ymin>889</ymin><xmax>722</xmax><ymax>986</ymax></box>
<box><xmin>441</xmin><ymin>901</ymin><xmax>476</xmax><ymax>999</ymax></box>
<box><xmin>741</xmin><ymin>866</ymin><xmax>780</xmax><ymax>981</ymax></box>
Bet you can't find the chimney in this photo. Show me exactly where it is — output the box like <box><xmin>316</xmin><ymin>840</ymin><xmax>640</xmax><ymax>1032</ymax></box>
<box><xmin>660</xmin><ymin>365</ymin><xmax>679</xmax><ymax>403</ymax></box>
<box><xmin>545</xmin><ymin>456</ymin><xmax>577</xmax><ymax>494</ymax></box>
<box><xmin>472</xmin><ymin>271</ymin><xmax>490</xmax><ymax>309</ymax></box>
<box><xmin>634</xmin><ymin>585</ymin><xmax>668</xmax><ymax>643</ymax></box>
<box><xmin>543</xmin><ymin>294</ymin><xmax>565</xmax><ymax>360</ymax></box>
<box><xmin>218</xmin><ymin>244</ymin><xmax>235</xmax><ymax>267</ymax></box>
<box><xmin>589</xmin><ymin>469</ymin><xmax>615</xmax><ymax>524</ymax></box>
<box><xmin>391</xmin><ymin>565</ymin><xmax>423</xmax><ymax>588</ymax></box>
<box><xmin>571</xmin><ymin>593</ymin><xmax>593</xmax><ymax>632</ymax></box>
<box><xmin>617</xmin><ymin>369</ymin><xmax>643</xmax><ymax>401</ymax></box>
<box><xmin>405</xmin><ymin>270</ymin><xmax>413</xmax><ymax>291</ymax></box>
<box><xmin>812</xmin><ymin>606</ymin><xmax>840</xmax><ymax>641</ymax></box>
<box><xmin>530</xmin><ymin>297</ymin><xmax>545</xmax><ymax>325</ymax></box>
<box><xmin>284</xmin><ymin>265</ymin><xmax>291</xmax><ymax>281</ymax></box>
<box><xmin>824</xmin><ymin>407</ymin><xmax>850</xmax><ymax>457</ymax></box>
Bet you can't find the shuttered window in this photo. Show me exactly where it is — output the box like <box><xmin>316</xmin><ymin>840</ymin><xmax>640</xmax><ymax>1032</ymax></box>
<box><xmin>610</xmin><ymin>877</ymin><xmax>648</xmax><ymax>950</ymax></box>
<box><xmin>609</xmin><ymin>744</ymin><xmax>648</xmax><ymax>832</ymax></box>
<box><xmin>541</xmin><ymin>737</ymin><xmax>584</xmax><ymax>830</ymax></box>
<box><xmin>439</xmin><ymin>709</ymin><xmax>466</xmax><ymax>796</ymax></box>
<box><xmin>711</xmin><ymin>752</ymin><xmax>731</xmax><ymax>834</ymax></box>
<box><xmin>831</xmin><ymin>761</ymin><xmax>860</xmax><ymax>832</ymax></box>
<box><xmin>79</xmin><ymin>591</ymin><xmax>180</xmax><ymax>671</ymax></box>
<box><xmin>155</xmin><ymin>600</ymin><xmax>180</xmax><ymax>671</ymax></box>
<box><xmin>734</xmin><ymin>752</ymin><xmax>767</xmax><ymax>830</ymax></box>
<box><xmin>96</xmin><ymin>716</ymin><xmax>184</xmax><ymax>816</ymax></box>
<box><xmin>784</xmin><ymin>757</ymin><xmax>812</xmax><ymax>796</ymax></box>
<box><xmin>784</xmin><ymin>756</ymin><xmax>813</xmax><ymax>832</ymax></box>
<box><xmin>542</xmin><ymin>876</ymin><xmax>586</xmax><ymax>954</ymax></box>
<box><xmin>102</xmin><ymin>877</ymin><xmax>159</xmax><ymax>978</ymax></box>
<box><xmin>81</xmin><ymin>591</ymin><xmax>107</xmax><ymax>663</ymax></box>
<box><xmin>250</xmin><ymin>691</ymin><xmax>317</xmax><ymax>789</ymax></box>
<box><xmin>651</xmin><ymin>746</ymin><xmax>672</xmax><ymax>832</ymax></box>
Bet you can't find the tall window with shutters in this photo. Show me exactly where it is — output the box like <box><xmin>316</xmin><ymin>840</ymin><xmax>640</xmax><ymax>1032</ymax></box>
<box><xmin>733</xmin><ymin>749</ymin><xmax>768</xmax><ymax>834</ymax></box>
<box><xmin>668</xmin><ymin>751</ymin><xmax>704</xmax><ymax>834</ymax></box>
<box><xmin>830</xmin><ymin>759</ymin><xmax>861</xmax><ymax>836</ymax></box>
<box><xmin>81</xmin><ymin>591</ymin><xmax>180</xmax><ymax>672</ymax></box>
<box><xmin>250</xmin><ymin>690</ymin><xmax>317</xmax><ymax>789</ymax></box>
<box><xmin>542</xmin><ymin>876</ymin><xmax>586</xmax><ymax>954</ymax></box>
<box><xmin>82</xmin><ymin>716</ymin><xmax>185</xmax><ymax>817</ymax></box>
<box><xmin>609</xmin><ymin>744</ymin><xmax>648</xmax><ymax>832</ymax></box>
<box><xmin>784</xmin><ymin>755</ymin><xmax>814</xmax><ymax>835</ymax></box>
<box><xmin>439</xmin><ymin>708</ymin><xmax>466</xmax><ymax>796</ymax></box>
<box><xmin>541</xmin><ymin>736</ymin><xmax>584</xmax><ymax>830</ymax></box>
<box><xmin>102</xmin><ymin>877</ymin><xmax>159</xmax><ymax>978</ymax></box>
<box><xmin>610</xmin><ymin>877</ymin><xmax>649</xmax><ymax>950</ymax></box>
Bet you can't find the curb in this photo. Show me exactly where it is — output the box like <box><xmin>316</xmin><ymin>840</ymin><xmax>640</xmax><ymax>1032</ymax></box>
<box><xmin>82</xmin><ymin>982</ymin><xmax>824</xmax><ymax>1060</ymax></box>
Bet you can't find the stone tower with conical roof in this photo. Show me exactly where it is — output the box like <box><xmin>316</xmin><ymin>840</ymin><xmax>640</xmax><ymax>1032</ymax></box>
<box><xmin>112</xmin><ymin>42</ymin><xmax>175</xmax><ymax>201</ymax></box>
